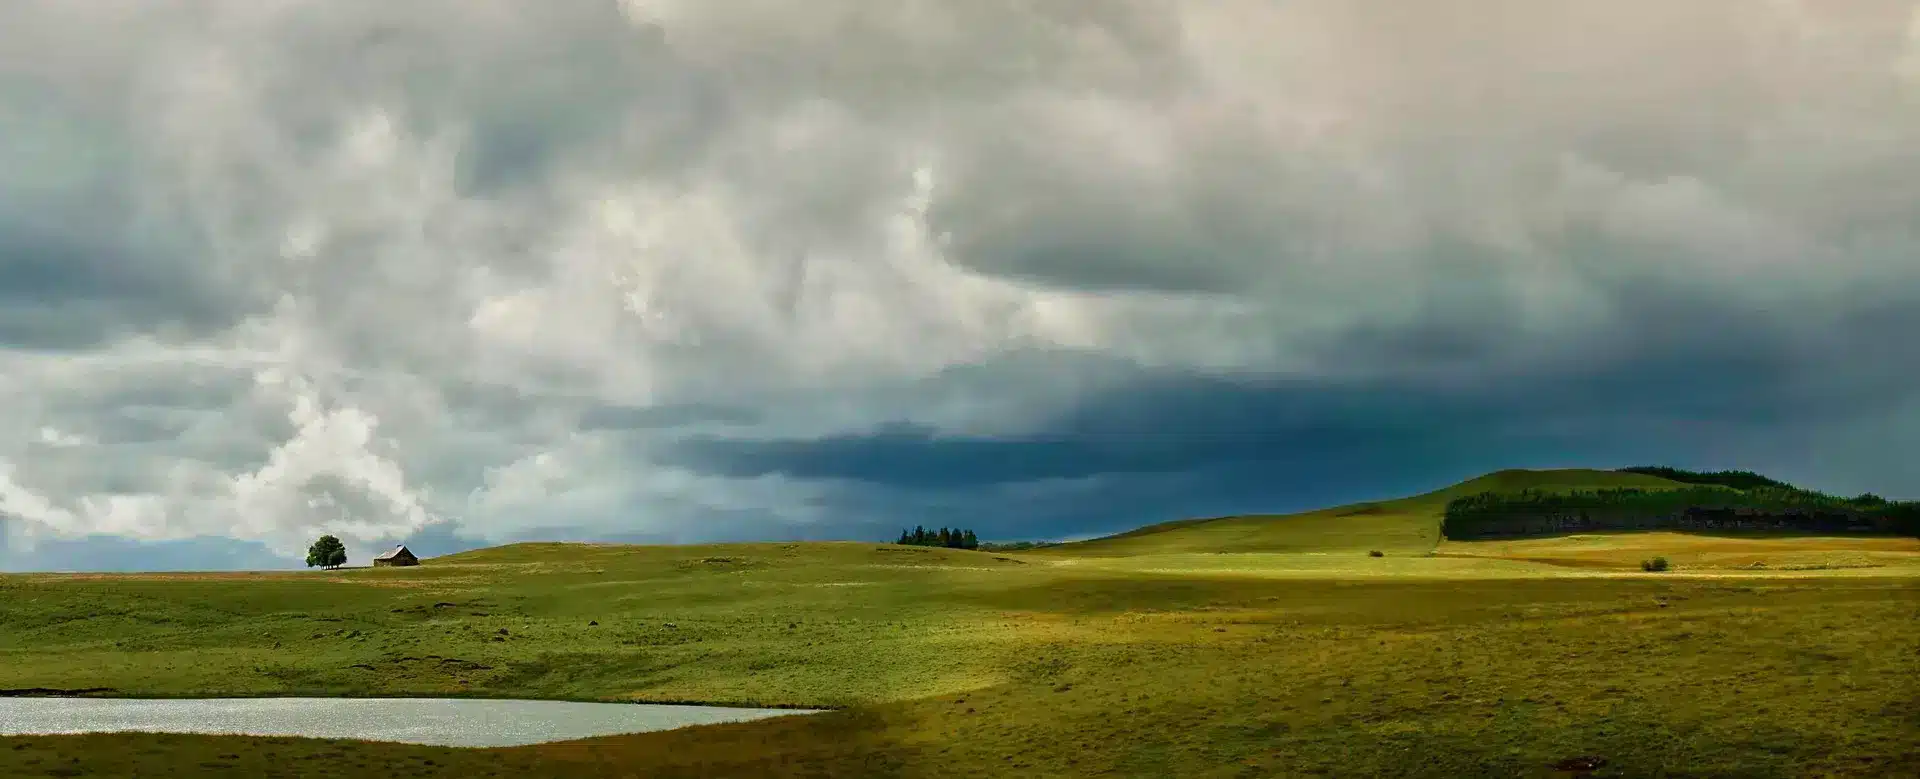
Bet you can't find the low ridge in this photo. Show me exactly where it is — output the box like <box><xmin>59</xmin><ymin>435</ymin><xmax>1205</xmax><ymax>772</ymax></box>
<box><xmin>1038</xmin><ymin>466</ymin><xmax>1920</xmax><ymax>557</ymax></box>
<box><xmin>1033</xmin><ymin>468</ymin><xmax>1694</xmax><ymax>557</ymax></box>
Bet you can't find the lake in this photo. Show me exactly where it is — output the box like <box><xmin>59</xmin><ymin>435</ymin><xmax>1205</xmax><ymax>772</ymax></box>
<box><xmin>0</xmin><ymin>697</ymin><xmax>817</xmax><ymax>747</ymax></box>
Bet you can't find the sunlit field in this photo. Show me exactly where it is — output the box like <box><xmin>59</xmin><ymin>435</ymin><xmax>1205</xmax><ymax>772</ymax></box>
<box><xmin>4</xmin><ymin>471</ymin><xmax>1916</xmax><ymax>777</ymax></box>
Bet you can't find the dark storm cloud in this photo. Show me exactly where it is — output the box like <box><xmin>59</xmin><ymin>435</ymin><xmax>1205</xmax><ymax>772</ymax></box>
<box><xmin>0</xmin><ymin>212</ymin><xmax>237</xmax><ymax>351</ymax></box>
<box><xmin>0</xmin><ymin>72</ymin><xmax>255</xmax><ymax>352</ymax></box>
<box><xmin>671</xmin><ymin>375</ymin><xmax>1558</xmax><ymax>493</ymax></box>
<box><xmin>677</xmin><ymin>260</ymin><xmax>1920</xmax><ymax>485</ymax></box>
<box><xmin>669</xmin><ymin>276</ymin><xmax>1920</xmax><ymax>537</ymax></box>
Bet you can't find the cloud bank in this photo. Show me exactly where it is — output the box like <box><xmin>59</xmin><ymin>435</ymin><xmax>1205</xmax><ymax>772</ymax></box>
<box><xmin>4</xmin><ymin>0</ymin><xmax>1919</xmax><ymax>569</ymax></box>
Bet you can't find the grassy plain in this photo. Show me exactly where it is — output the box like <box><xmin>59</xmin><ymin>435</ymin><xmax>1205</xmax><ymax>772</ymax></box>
<box><xmin>2</xmin><ymin>470</ymin><xmax>1917</xmax><ymax>778</ymax></box>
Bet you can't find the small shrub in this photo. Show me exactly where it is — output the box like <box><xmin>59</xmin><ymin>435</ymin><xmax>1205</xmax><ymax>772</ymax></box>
<box><xmin>1640</xmin><ymin>556</ymin><xmax>1671</xmax><ymax>572</ymax></box>
<box><xmin>1367</xmin><ymin>550</ymin><xmax>1385</xmax><ymax>558</ymax></box>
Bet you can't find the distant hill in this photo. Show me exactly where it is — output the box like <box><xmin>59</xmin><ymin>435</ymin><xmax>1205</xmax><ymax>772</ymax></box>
<box><xmin>1414</xmin><ymin>468</ymin><xmax>1691</xmax><ymax>506</ymax></box>
<box><xmin>1035</xmin><ymin>466</ymin><xmax>1920</xmax><ymax>556</ymax></box>
<box><xmin>1446</xmin><ymin>468</ymin><xmax>1920</xmax><ymax>540</ymax></box>
<box><xmin>1614</xmin><ymin>466</ymin><xmax>1795</xmax><ymax>491</ymax></box>
<box><xmin>1034</xmin><ymin>468</ymin><xmax>1690</xmax><ymax>557</ymax></box>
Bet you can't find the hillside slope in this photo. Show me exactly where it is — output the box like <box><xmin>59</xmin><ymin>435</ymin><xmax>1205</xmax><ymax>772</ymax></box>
<box><xmin>1036</xmin><ymin>468</ymin><xmax>1690</xmax><ymax>557</ymax></box>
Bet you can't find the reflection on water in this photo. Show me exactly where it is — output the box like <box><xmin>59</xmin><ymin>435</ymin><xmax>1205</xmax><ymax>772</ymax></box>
<box><xmin>0</xmin><ymin>697</ymin><xmax>817</xmax><ymax>747</ymax></box>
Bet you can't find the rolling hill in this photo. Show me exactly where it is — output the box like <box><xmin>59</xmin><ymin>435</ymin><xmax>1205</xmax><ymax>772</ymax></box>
<box><xmin>1035</xmin><ymin>468</ymin><xmax>1692</xmax><ymax>557</ymax></box>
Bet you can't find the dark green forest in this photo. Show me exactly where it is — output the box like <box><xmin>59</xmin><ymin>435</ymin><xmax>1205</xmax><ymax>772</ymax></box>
<box><xmin>1443</xmin><ymin>467</ymin><xmax>1920</xmax><ymax>539</ymax></box>
<box><xmin>895</xmin><ymin>525</ymin><xmax>979</xmax><ymax>549</ymax></box>
<box><xmin>1614</xmin><ymin>466</ymin><xmax>1795</xmax><ymax>491</ymax></box>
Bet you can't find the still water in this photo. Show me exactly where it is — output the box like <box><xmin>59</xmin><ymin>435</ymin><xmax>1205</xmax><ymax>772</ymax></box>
<box><xmin>0</xmin><ymin>697</ymin><xmax>816</xmax><ymax>747</ymax></box>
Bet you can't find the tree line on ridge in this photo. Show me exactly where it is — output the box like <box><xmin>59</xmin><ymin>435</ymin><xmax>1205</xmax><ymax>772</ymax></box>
<box><xmin>1443</xmin><ymin>466</ymin><xmax>1920</xmax><ymax>540</ymax></box>
<box><xmin>894</xmin><ymin>526</ymin><xmax>980</xmax><ymax>549</ymax></box>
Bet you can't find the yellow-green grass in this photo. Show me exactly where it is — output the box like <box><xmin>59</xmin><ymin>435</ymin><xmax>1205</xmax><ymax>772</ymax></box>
<box><xmin>1440</xmin><ymin>532</ymin><xmax>1920</xmax><ymax>574</ymax></box>
<box><xmin>5</xmin><ymin>543</ymin><xmax>1917</xmax><ymax>777</ymax></box>
<box><xmin>0</xmin><ymin>542</ymin><xmax>1046</xmax><ymax>707</ymax></box>
<box><xmin>3</xmin><ymin>469</ymin><xmax>1917</xmax><ymax>777</ymax></box>
<box><xmin>1036</xmin><ymin>468</ymin><xmax>1690</xmax><ymax>558</ymax></box>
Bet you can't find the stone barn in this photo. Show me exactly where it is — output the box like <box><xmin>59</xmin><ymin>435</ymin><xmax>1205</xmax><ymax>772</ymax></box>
<box><xmin>372</xmin><ymin>544</ymin><xmax>419</xmax><ymax>567</ymax></box>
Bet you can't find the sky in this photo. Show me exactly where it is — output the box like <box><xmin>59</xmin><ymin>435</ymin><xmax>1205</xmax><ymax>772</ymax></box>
<box><xmin>4</xmin><ymin>1</ymin><xmax>1920</xmax><ymax>571</ymax></box>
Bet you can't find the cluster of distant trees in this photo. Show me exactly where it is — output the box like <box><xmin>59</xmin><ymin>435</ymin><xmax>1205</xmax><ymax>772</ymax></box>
<box><xmin>895</xmin><ymin>526</ymin><xmax>980</xmax><ymax>549</ymax></box>
<box><xmin>1615</xmin><ymin>466</ymin><xmax>1794</xmax><ymax>491</ymax></box>
<box><xmin>1443</xmin><ymin>470</ymin><xmax>1920</xmax><ymax>540</ymax></box>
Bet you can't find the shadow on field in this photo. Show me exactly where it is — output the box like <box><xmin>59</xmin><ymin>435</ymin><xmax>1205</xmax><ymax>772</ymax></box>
<box><xmin>519</xmin><ymin>707</ymin><xmax>916</xmax><ymax>778</ymax></box>
<box><xmin>0</xmin><ymin>708</ymin><xmax>921</xmax><ymax>779</ymax></box>
<box><xmin>956</xmin><ymin>574</ymin><xmax>1728</xmax><ymax>625</ymax></box>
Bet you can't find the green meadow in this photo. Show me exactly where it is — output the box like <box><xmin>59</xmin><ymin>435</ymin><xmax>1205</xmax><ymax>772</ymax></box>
<box><xmin>3</xmin><ymin>469</ymin><xmax>1917</xmax><ymax>777</ymax></box>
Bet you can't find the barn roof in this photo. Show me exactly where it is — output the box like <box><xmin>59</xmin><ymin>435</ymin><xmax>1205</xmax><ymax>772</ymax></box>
<box><xmin>373</xmin><ymin>544</ymin><xmax>415</xmax><ymax>561</ymax></box>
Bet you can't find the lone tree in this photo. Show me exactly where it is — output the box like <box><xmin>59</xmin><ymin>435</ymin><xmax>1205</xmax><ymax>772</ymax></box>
<box><xmin>306</xmin><ymin>535</ymin><xmax>347</xmax><ymax>570</ymax></box>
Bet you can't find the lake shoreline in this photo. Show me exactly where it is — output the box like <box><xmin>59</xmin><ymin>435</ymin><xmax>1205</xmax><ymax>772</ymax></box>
<box><xmin>0</xmin><ymin>688</ymin><xmax>843</xmax><ymax>710</ymax></box>
<box><xmin>0</xmin><ymin>696</ymin><xmax>826</xmax><ymax>748</ymax></box>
